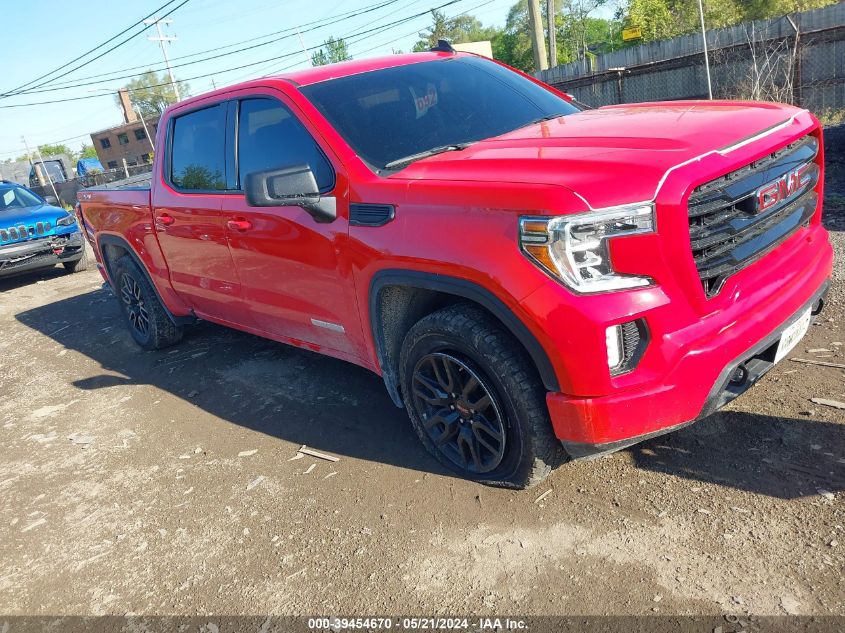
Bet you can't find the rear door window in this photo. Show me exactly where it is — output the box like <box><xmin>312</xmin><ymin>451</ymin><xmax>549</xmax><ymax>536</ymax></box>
<box><xmin>170</xmin><ymin>104</ymin><xmax>227</xmax><ymax>191</ymax></box>
<box><xmin>236</xmin><ymin>98</ymin><xmax>334</xmax><ymax>192</ymax></box>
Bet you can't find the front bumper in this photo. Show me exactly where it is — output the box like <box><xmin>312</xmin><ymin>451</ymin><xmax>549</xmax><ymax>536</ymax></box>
<box><xmin>539</xmin><ymin>223</ymin><xmax>834</xmax><ymax>456</ymax></box>
<box><xmin>0</xmin><ymin>231</ymin><xmax>84</xmax><ymax>277</ymax></box>
<box><xmin>555</xmin><ymin>281</ymin><xmax>829</xmax><ymax>459</ymax></box>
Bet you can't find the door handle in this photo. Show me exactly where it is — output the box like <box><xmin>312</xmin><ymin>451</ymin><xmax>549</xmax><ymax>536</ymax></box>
<box><xmin>156</xmin><ymin>213</ymin><xmax>175</xmax><ymax>226</ymax></box>
<box><xmin>227</xmin><ymin>218</ymin><xmax>253</xmax><ymax>232</ymax></box>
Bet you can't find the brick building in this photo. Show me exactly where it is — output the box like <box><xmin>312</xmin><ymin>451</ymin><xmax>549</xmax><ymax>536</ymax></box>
<box><xmin>90</xmin><ymin>89</ymin><xmax>160</xmax><ymax>171</ymax></box>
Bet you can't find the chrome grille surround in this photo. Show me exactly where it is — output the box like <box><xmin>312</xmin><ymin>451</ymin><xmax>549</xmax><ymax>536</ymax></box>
<box><xmin>686</xmin><ymin>136</ymin><xmax>820</xmax><ymax>297</ymax></box>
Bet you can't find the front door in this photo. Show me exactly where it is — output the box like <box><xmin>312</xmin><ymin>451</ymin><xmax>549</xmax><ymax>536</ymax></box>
<box><xmin>220</xmin><ymin>95</ymin><xmax>364</xmax><ymax>359</ymax></box>
<box><xmin>154</xmin><ymin>102</ymin><xmax>245</xmax><ymax>324</ymax></box>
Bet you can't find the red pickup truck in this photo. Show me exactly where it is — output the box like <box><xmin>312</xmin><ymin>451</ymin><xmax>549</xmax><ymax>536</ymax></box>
<box><xmin>77</xmin><ymin>49</ymin><xmax>833</xmax><ymax>488</ymax></box>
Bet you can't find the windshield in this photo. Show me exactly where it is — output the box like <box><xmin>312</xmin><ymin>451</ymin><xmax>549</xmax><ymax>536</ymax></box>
<box><xmin>0</xmin><ymin>184</ymin><xmax>44</xmax><ymax>213</ymax></box>
<box><xmin>300</xmin><ymin>56</ymin><xmax>579</xmax><ymax>172</ymax></box>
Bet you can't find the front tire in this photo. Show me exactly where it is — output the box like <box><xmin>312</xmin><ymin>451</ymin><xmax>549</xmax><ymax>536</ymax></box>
<box><xmin>63</xmin><ymin>246</ymin><xmax>89</xmax><ymax>273</ymax></box>
<box><xmin>112</xmin><ymin>254</ymin><xmax>183</xmax><ymax>350</ymax></box>
<box><xmin>399</xmin><ymin>304</ymin><xmax>564</xmax><ymax>489</ymax></box>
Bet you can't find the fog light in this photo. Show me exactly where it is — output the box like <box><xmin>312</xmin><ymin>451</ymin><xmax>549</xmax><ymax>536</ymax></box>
<box><xmin>606</xmin><ymin>319</ymin><xmax>648</xmax><ymax>376</ymax></box>
<box><xmin>606</xmin><ymin>325</ymin><xmax>622</xmax><ymax>370</ymax></box>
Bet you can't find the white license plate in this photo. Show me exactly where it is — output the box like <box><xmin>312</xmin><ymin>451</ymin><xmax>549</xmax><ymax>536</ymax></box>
<box><xmin>774</xmin><ymin>307</ymin><xmax>812</xmax><ymax>364</ymax></box>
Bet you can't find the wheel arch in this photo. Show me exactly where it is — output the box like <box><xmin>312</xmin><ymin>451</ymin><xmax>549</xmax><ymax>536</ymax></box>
<box><xmin>97</xmin><ymin>234</ymin><xmax>194</xmax><ymax>326</ymax></box>
<box><xmin>369</xmin><ymin>269</ymin><xmax>560</xmax><ymax>407</ymax></box>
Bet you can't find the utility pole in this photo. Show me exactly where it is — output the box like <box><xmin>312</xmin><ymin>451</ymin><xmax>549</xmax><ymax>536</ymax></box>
<box><xmin>296</xmin><ymin>28</ymin><xmax>312</xmax><ymax>67</ymax></box>
<box><xmin>527</xmin><ymin>0</ymin><xmax>549</xmax><ymax>72</ymax></box>
<box><xmin>145</xmin><ymin>17</ymin><xmax>181</xmax><ymax>101</ymax></box>
<box><xmin>547</xmin><ymin>0</ymin><xmax>557</xmax><ymax>68</ymax></box>
<box><xmin>697</xmin><ymin>0</ymin><xmax>713</xmax><ymax>99</ymax></box>
<box><xmin>22</xmin><ymin>135</ymin><xmax>59</xmax><ymax>201</ymax></box>
<box><xmin>134</xmin><ymin>106</ymin><xmax>156</xmax><ymax>152</ymax></box>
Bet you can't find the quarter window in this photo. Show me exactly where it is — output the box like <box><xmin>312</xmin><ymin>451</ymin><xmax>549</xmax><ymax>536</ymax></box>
<box><xmin>170</xmin><ymin>104</ymin><xmax>227</xmax><ymax>191</ymax></box>
<box><xmin>237</xmin><ymin>98</ymin><xmax>334</xmax><ymax>192</ymax></box>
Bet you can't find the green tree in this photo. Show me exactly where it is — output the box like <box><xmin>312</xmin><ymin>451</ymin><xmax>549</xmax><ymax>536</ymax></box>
<box><xmin>412</xmin><ymin>10</ymin><xmax>500</xmax><ymax>51</ymax></box>
<box><xmin>621</xmin><ymin>0</ymin><xmax>838</xmax><ymax>42</ymax></box>
<box><xmin>16</xmin><ymin>143</ymin><xmax>76</xmax><ymax>162</ymax></box>
<box><xmin>79</xmin><ymin>144</ymin><xmax>99</xmax><ymax>159</ymax></box>
<box><xmin>493</xmin><ymin>1</ymin><xmax>615</xmax><ymax>71</ymax></box>
<box><xmin>117</xmin><ymin>70</ymin><xmax>189</xmax><ymax>118</ymax></box>
<box><xmin>625</xmin><ymin>0</ymin><xmax>673</xmax><ymax>41</ymax></box>
<box><xmin>176</xmin><ymin>164</ymin><xmax>223</xmax><ymax>190</ymax></box>
<box><xmin>311</xmin><ymin>37</ymin><xmax>352</xmax><ymax>66</ymax></box>
<box><xmin>491</xmin><ymin>2</ymin><xmax>536</xmax><ymax>72</ymax></box>
<box><xmin>37</xmin><ymin>143</ymin><xmax>75</xmax><ymax>159</ymax></box>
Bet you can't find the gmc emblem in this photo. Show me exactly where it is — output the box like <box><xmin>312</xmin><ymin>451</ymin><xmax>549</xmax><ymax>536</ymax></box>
<box><xmin>755</xmin><ymin>163</ymin><xmax>813</xmax><ymax>213</ymax></box>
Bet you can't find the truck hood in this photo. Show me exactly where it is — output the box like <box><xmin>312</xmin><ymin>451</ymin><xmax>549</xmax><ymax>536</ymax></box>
<box><xmin>390</xmin><ymin>101</ymin><xmax>805</xmax><ymax>208</ymax></box>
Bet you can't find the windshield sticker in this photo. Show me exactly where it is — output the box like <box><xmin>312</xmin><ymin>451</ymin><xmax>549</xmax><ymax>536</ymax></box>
<box><xmin>410</xmin><ymin>83</ymin><xmax>438</xmax><ymax>119</ymax></box>
<box><xmin>2</xmin><ymin>190</ymin><xmax>14</xmax><ymax>206</ymax></box>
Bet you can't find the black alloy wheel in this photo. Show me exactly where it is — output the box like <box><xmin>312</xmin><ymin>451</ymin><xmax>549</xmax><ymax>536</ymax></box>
<box><xmin>399</xmin><ymin>303</ymin><xmax>565</xmax><ymax>488</ymax></box>
<box><xmin>410</xmin><ymin>352</ymin><xmax>507</xmax><ymax>474</ymax></box>
<box><xmin>111</xmin><ymin>253</ymin><xmax>183</xmax><ymax>350</ymax></box>
<box><xmin>120</xmin><ymin>271</ymin><xmax>151</xmax><ymax>338</ymax></box>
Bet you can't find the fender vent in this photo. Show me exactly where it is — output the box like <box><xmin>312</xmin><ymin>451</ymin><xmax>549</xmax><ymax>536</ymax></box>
<box><xmin>350</xmin><ymin>203</ymin><xmax>395</xmax><ymax>227</ymax></box>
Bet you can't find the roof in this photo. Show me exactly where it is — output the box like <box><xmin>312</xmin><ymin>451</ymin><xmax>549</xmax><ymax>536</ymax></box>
<box><xmin>162</xmin><ymin>51</ymin><xmax>467</xmax><ymax>114</ymax></box>
<box><xmin>89</xmin><ymin>116</ymin><xmax>160</xmax><ymax>137</ymax></box>
<box><xmin>274</xmin><ymin>51</ymin><xmax>461</xmax><ymax>86</ymax></box>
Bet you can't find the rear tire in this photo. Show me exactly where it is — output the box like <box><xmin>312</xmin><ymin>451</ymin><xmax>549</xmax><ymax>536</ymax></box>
<box><xmin>112</xmin><ymin>254</ymin><xmax>183</xmax><ymax>350</ymax></box>
<box><xmin>63</xmin><ymin>246</ymin><xmax>89</xmax><ymax>273</ymax></box>
<box><xmin>399</xmin><ymin>303</ymin><xmax>565</xmax><ymax>489</ymax></box>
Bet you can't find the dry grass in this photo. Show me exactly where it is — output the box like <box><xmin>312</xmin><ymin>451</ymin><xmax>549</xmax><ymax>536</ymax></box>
<box><xmin>817</xmin><ymin>109</ymin><xmax>845</xmax><ymax>127</ymax></box>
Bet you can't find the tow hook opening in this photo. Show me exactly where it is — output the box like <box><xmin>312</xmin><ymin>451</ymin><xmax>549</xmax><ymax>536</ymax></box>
<box><xmin>730</xmin><ymin>363</ymin><xmax>749</xmax><ymax>386</ymax></box>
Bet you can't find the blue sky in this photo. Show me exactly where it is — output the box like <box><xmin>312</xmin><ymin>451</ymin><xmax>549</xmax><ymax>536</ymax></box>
<box><xmin>0</xmin><ymin>0</ymin><xmax>525</xmax><ymax>161</ymax></box>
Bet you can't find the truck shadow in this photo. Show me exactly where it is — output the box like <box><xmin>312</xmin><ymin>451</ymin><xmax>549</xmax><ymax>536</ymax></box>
<box><xmin>14</xmin><ymin>286</ymin><xmax>845</xmax><ymax>499</ymax></box>
<box><xmin>627</xmin><ymin>412</ymin><xmax>844</xmax><ymax>499</ymax></box>
<box><xmin>15</xmin><ymin>285</ymin><xmax>449</xmax><ymax>479</ymax></box>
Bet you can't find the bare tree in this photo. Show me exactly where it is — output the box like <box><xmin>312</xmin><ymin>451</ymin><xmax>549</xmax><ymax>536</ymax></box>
<box><xmin>742</xmin><ymin>20</ymin><xmax>799</xmax><ymax>103</ymax></box>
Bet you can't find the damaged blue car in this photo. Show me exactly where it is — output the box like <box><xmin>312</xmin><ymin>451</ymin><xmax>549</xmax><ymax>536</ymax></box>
<box><xmin>0</xmin><ymin>180</ymin><xmax>88</xmax><ymax>279</ymax></box>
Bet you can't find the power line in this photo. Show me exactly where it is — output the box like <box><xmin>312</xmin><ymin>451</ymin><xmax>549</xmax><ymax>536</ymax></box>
<box><xmin>266</xmin><ymin>0</ymin><xmax>495</xmax><ymax>76</ymax></box>
<box><xmin>9</xmin><ymin>0</ymin><xmax>407</xmax><ymax>98</ymax></box>
<box><xmin>0</xmin><ymin>0</ymin><xmax>183</xmax><ymax>98</ymax></box>
<box><xmin>0</xmin><ymin>133</ymin><xmax>93</xmax><ymax>158</ymax></box>
<box><xmin>0</xmin><ymin>0</ymin><xmax>498</xmax><ymax>156</ymax></box>
<box><xmin>0</xmin><ymin>0</ymin><xmax>468</xmax><ymax>109</ymax></box>
<box><xmin>0</xmin><ymin>0</ymin><xmax>191</xmax><ymax>101</ymax></box>
<box><xmin>32</xmin><ymin>0</ymin><xmax>401</xmax><ymax>90</ymax></box>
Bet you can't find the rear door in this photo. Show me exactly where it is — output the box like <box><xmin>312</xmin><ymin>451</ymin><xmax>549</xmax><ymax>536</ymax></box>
<box><xmin>220</xmin><ymin>93</ymin><xmax>365</xmax><ymax>359</ymax></box>
<box><xmin>153</xmin><ymin>102</ymin><xmax>247</xmax><ymax>324</ymax></box>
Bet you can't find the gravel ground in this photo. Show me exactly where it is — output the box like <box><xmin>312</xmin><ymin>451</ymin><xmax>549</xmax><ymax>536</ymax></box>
<box><xmin>0</xmin><ymin>208</ymin><xmax>842</xmax><ymax>627</ymax></box>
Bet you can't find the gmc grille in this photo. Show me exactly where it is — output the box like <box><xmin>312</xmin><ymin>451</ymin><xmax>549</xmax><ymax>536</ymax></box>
<box><xmin>687</xmin><ymin>135</ymin><xmax>819</xmax><ymax>297</ymax></box>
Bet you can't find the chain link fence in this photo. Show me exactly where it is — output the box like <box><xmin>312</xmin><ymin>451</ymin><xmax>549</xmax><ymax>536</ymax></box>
<box><xmin>28</xmin><ymin>163</ymin><xmax>154</xmax><ymax>208</ymax></box>
<box><xmin>536</xmin><ymin>3</ymin><xmax>845</xmax><ymax>122</ymax></box>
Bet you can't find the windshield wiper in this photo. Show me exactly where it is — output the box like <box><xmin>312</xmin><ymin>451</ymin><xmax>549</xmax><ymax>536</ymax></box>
<box><xmin>383</xmin><ymin>143</ymin><xmax>474</xmax><ymax>170</ymax></box>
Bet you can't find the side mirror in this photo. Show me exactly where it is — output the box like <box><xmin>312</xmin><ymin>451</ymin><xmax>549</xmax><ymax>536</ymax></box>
<box><xmin>244</xmin><ymin>164</ymin><xmax>336</xmax><ymax>223</ymax></box>
<box><xmin>44</xmin><ymin>195</ymin><xmax>59</xmax><ymax>206</ymax></box>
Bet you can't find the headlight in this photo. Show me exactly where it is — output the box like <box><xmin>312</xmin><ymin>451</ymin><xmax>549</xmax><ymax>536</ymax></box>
<box><xmin>519</xmin><ymin>203</ymin><xmax>656</xmax><ymax>293</ymax></box>
<box><xmin>56</xmin><ymin>213</ymin><xmax>76</xmax><ymax>227</ymax></box>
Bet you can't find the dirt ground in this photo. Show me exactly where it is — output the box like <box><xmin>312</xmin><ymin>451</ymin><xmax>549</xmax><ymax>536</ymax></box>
<box><xmin>1</xmin><ymin>206</ymin><xmax>843</xmax><ymax>626</ymax></box>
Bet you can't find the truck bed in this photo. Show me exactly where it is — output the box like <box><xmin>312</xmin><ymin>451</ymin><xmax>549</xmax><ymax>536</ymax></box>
<box><xmin>82</xmin><ymin>173</ymin><xmax>152</xmax><ymax>191</ymax></box>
